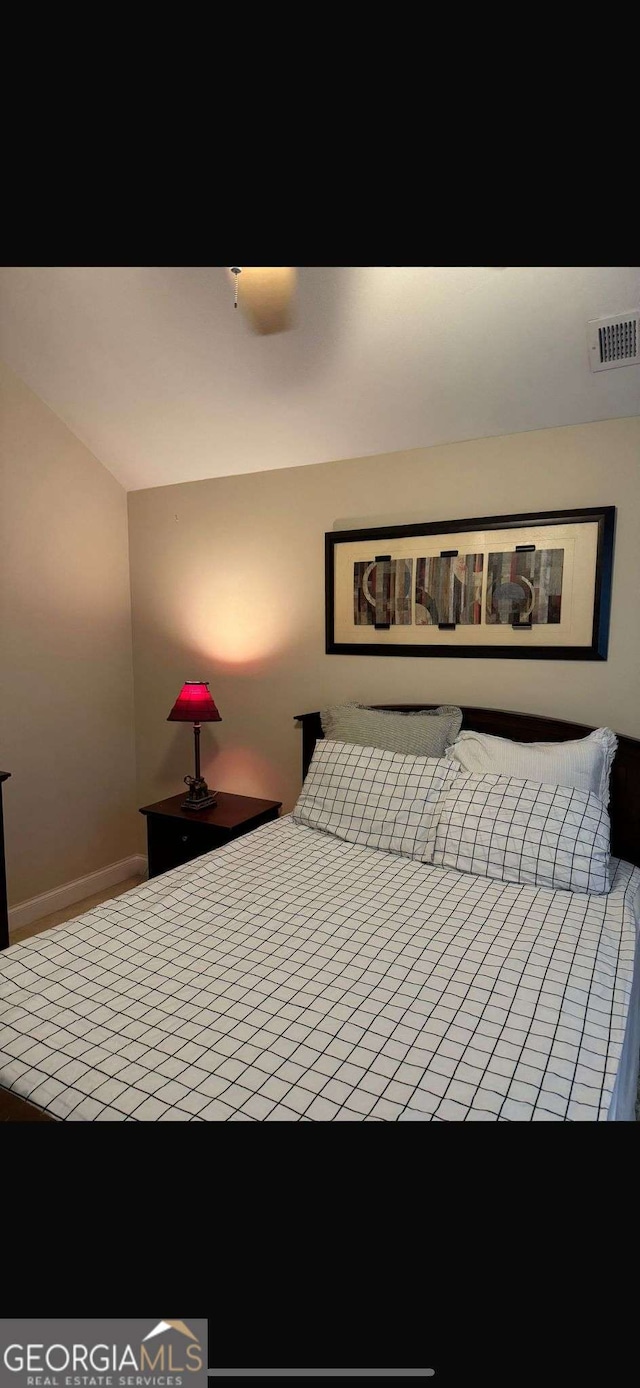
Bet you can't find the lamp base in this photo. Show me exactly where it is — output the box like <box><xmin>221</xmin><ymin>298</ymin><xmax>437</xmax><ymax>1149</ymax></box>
<box><xmin>181</xmin><ymin>775</ymin><xmax>217</xmax><ymax>811</ymax></box>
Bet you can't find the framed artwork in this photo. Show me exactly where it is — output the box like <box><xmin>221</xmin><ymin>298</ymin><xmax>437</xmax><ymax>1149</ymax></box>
<box><xmin>325</xmin><ymin>506</ymin><xmax>615</xmax><ymax>659</ymax></box>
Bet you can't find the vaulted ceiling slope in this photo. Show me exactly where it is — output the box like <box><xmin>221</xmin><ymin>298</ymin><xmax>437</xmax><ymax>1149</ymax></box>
<box><xmin>0</xmin><ymin>266</ymin><xmax>638</xmax><ymax>491</ymax></box>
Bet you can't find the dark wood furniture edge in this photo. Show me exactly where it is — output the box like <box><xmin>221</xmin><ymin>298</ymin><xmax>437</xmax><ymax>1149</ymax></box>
<box><xmin>139</xmin><ymin>790</ymin><xmax>282</xmax><ymax>825</ymax></box>
<box><xmin>0</xmin><ymin>1089</ymin><xmax>56</xmax><ymax>1121</ymax></box>
<box><xmin>0</xmin><ymin>772</ymin><xmax>10</xmax><ymax>953</ymax></box>
<box><xmin>295</xmin><ymin>706</ymin><xmax>640</xmax><ymax>868</ymax></box>
<box><xmin>0</xmin><ymin>773</ymin><xmax>48</xmax><ymax>1118</ymax></box>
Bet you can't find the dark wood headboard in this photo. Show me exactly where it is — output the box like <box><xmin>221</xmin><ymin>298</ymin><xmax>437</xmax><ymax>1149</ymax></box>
<box><xmin>295</xmin><ymin>706</ymin><xmax>640</xmax><ymax>868</ymax></box>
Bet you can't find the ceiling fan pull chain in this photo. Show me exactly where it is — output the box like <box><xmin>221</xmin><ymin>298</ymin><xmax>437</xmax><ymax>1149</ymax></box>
<box><xmin>230</xmin><ymin>266</ymin><xmax>242</xmax><ymax>308</ymax></box>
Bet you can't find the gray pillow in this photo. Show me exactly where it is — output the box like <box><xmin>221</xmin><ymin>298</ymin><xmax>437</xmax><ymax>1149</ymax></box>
<box><xmin>320</xmin><ymin>703</ymin><xmax>463</xmax><ymax>757</ymax></box>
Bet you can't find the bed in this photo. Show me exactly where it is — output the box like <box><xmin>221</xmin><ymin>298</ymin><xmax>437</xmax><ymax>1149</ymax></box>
<box><xmin>1</xmin><ymin>705</ymin><xmax>639</xmax><ymax>1122</ymax></box>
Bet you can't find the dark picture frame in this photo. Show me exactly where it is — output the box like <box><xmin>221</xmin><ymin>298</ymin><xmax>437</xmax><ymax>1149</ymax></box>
<box><xmin>325</xmin><ymin>506</ymin><xmax>615</xmax><ymax>660</ymax></box>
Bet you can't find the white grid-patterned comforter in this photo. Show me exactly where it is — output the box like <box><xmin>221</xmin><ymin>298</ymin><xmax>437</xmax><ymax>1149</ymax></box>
<box><xmin>0</xmin><ymin>816</ymin><xmax>638</xmax><ymax>1121</ymax></box>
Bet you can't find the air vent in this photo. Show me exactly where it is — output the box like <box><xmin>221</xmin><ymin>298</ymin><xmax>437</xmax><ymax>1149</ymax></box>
<box><xmin>587</xmin><ymin>311</ymin><xmax>639</xmax><ymax>372</ymax></box>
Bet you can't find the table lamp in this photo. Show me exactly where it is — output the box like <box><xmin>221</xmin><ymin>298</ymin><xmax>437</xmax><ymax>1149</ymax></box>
<box><xmin>167</xmin><ymin>680</ymin><xmax>221</xmax><ymax>810</ymax></box>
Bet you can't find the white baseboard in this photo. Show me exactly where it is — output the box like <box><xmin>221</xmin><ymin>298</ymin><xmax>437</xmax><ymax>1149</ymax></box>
<box><xmin>9</xmin><ymin>854</ymin><xmax>148</xmax><ymax>934</ymax></box>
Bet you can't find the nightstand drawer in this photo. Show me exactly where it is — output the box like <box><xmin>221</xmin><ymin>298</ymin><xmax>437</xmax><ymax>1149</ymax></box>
<box><xmin>147</xmin><ymin>816</ymin><xmax>223</xmax><ymax>877</ymax></box>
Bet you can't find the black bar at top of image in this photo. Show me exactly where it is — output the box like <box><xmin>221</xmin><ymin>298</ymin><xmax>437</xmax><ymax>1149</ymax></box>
<box><xmin>207</xmin><ymin>1373</ymin><xmax>435</xmax><ymax>1379</ymax></box>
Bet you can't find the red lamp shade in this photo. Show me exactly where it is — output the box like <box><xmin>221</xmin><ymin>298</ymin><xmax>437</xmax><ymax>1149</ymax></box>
<box><xmin>167</xmin><ymin>681</ymin><xmax>221</xmax><ymax>723</ymax></box>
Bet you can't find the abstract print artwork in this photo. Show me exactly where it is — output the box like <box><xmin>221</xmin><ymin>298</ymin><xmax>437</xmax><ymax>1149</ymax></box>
<box><xmin>329</xmin><ymin>507</ymin><xmax>613</xmax><ymax>659</ymax></box>
<box><xmin>486</xmin><ymin>548</ymin><xmax>564</xmax><ymax>625</ymax></box>
<box><xmin>415</xmin><ymin>553</ymin><xmax>483</xmax><ymax>626</ymax></box>
<box><xmin>354</xmin><ymin>558</ymin><xmax>413</xmax><ymax>625</ymax></box>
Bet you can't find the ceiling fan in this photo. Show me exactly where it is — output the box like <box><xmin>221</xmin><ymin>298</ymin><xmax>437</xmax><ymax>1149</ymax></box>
<box><xmin>228</xmin><ymin>266</ymin><xmax>296</xmax><ymax>335</ymax></box>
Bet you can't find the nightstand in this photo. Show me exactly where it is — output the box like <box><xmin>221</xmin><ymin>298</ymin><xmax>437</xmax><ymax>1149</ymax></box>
<box><xmin>139</xmin><ymin>791</ymin><xmax>282</xmax><ymax>879</ymax></box>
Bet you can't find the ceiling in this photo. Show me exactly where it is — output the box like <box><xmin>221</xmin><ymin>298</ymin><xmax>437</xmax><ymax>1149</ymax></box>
<box><xmin>0</xmin><ymin>266</ymin><xmax>638</xmax><ymax>491</ymax></box>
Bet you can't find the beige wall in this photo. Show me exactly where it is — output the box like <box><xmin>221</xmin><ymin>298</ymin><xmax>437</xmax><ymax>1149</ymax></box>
<box><xmin>0</xmin><ymin>361</ymin><xmax>138</xmax><ymax>905</ymax></box>
<box><xmin>128</xmin><ymin>417</ymin><xmax>640</xmax><ymax>827</ymax></box>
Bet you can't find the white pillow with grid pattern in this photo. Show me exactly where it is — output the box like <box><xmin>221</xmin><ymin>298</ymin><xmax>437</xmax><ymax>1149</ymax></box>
<box><xmin>293</xmin><ymin>738</ymin><xmax>460</xmax><ymax>861</ymax></box>
<box><xmin>432</xmin><ymin>772</ymin><xmax>611</xmax><ymax>894</ymax></box>
<box><xmin>445</xmin><ymin>726</ymin><xmax>617</xmax><ymax>805</ymax></box>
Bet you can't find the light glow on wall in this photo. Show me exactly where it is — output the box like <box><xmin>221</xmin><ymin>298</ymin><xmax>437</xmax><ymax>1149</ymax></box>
<box><xmin>182</xmin><ymin>570</ymin><xmax>302</xmax><ymax>668</ymax></box>
<box><xmin>205</xmin><ymin>743</ymin><xmax>279</xmax><ymax>800</ymax></box>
